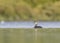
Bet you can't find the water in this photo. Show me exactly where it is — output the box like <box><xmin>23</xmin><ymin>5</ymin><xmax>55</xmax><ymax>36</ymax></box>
<box><xmin>0</xmin><ymin>21</ymin><xmax>60</xmax><ymax>28</ymax></box>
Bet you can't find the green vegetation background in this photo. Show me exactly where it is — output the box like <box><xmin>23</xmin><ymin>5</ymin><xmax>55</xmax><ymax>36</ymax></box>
<box><xmin>0</xmin><ymin>0</ymin><xmax>60</xmax><ymax>21</ymax></box>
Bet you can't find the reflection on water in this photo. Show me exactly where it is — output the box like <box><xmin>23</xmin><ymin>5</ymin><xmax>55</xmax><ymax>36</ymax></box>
<box><xmin>0</xmin><ymin>21</ymin><xmax>60</xmax><ymax>28</ymax></box>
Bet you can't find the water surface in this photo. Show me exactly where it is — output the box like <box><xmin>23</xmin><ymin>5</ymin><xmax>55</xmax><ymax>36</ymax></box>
<box><xmin>0</xmin><ymin>21</ymin><xmax>60</xmax><ymax>28</ymax></box>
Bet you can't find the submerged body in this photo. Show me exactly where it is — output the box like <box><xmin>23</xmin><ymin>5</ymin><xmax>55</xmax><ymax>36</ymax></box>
<box><xmin>34</xmin><ymin>25</ymin><xmax>42</xmax><ymax>28</ymax></box>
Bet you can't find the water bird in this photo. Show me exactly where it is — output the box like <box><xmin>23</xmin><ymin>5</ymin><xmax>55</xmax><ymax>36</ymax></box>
<box><xmin>34</xmin><ymin>22</ymin><xmax>42</xmax><ymax>28</ymax></box>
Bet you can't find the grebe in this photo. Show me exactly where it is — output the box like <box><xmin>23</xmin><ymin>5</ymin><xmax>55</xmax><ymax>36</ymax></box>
<box><xmin>34</xmin><ymin>22</ymin><xmax>42</xmax><ymax>28</ymax></box>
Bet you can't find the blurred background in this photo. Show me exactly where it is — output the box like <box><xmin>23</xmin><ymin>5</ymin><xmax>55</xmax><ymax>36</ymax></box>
<box><xmin>0</xmin><ymin>0</ymin><xmax>60</xmax><ymax>21</ymax></box>
<box><xmin>0</xmin><ymin>0</ymin><xmax>60</xmax><ymax>43</ymax></box>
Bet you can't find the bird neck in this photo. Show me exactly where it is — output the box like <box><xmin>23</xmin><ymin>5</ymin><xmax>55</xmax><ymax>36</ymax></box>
<box><xmin>35</xmin><ymin>24</ymin><xmax>37</xmax><ymax>26</ymax></box>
